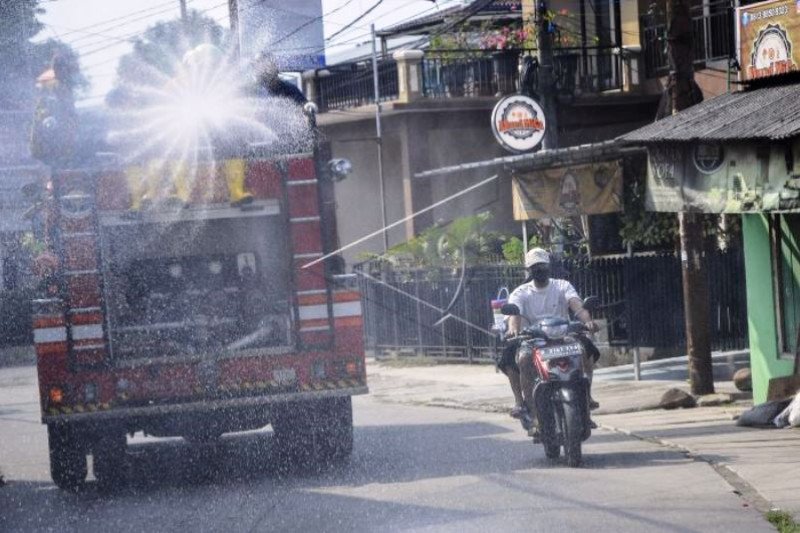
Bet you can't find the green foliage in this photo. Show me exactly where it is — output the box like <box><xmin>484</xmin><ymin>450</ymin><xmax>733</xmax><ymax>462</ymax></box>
<box><xmin>0</xmin><ymin>1</ymin><xmax>86</xmax><ymax>107</ymax></box>
<box><xmin>381</xmin><ymin>212</ymin><xmax>506</xmax><ymax>268</ymax></box>
<box><xmin>766</xmin><ymin>510</ymin><xmax>800</xmax><ymax>533</ymax></box>
<box><xmin>107</xmin><ymin>11</ymin><xmax>228</xmax><ymax>106</ymax></box>
<box><xmin>618</xmin><ymin>164</ymin><xmax>742</xmax><ymax>250</ymax></box>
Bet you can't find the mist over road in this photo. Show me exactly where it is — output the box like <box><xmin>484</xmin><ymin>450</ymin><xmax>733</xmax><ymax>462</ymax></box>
<box><xmin>0</xmin><ymin>365</ymin><xmax>770</xmax><ymax>532</ymax></box>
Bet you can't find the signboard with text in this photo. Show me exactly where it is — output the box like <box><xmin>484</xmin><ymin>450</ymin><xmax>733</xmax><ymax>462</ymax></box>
<box><xmin>738</xmin><ymin>0</ymin><xmax>800</xmax><ymax>81</ymax></box>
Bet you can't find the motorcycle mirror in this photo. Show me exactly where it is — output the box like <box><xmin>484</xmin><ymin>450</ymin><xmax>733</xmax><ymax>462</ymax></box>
<box><xmin>583</xmin><ymin>296</ymin><xmax>599</xmax><ymax>311</ymax></box>
<box><xmin>500</xmin><ymin>303</ymin><xmax>520</xmax><ymax>316</ymax></box>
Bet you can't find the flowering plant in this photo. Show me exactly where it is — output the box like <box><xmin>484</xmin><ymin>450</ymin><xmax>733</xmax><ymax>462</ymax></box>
<box><xmin>479</xmin><ymin>26</ymin><xmax>530</xmax><ymax>51</ymax></box>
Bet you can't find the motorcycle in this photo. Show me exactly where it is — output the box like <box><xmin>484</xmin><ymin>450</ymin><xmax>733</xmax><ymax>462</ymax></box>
<box><xmin>500</xmin><ymin>297</ymin><xmax>598</xmax><ymax>467</ymax></box>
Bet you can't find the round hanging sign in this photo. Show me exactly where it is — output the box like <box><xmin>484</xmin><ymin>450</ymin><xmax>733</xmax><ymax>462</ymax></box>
<box><xmin>491</xmin><ymin>94</ymin><xmax>546</xmax><ymax>153</ymax></box>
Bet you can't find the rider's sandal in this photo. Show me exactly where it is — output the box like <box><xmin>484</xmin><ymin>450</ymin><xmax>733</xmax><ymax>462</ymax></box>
<box><xmin>510</xmin><ymin>405</ymin><xmax>524</xmax><ymax>419</ymax></box>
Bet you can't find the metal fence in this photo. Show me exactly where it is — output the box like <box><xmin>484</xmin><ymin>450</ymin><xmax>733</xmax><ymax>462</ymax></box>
<box><xmin>355</xmin><ymin>249</ymin><xmax>748</xmax><ymax>361</ymax></box>
<box><xmin>421</xmin><ymin>47</ymin><xmax>623</xmax><ymax>99</ymax></box>
<box><xmin>315</xmin><ymin>58</ymin><xmax>398</xmax><ymax>111</ymax></box>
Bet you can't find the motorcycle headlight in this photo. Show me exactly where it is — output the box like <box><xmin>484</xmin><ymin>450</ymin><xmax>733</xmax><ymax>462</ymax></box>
<box><xmin>541</xmin><ymin>323</ymin><xmax>569</xmax><ymax>339</ymax></box>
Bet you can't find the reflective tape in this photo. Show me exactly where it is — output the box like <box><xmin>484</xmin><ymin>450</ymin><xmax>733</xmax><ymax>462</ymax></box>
<box><xmin>298</xmin><ymin>304</ymin><xmax>328</xmax><ymax>321</ymax></box>
<box><xmin>34</xmin><ymin>327</ymin><xmax>68</xmax><ymax>344</ymax></box>
<box><xmin>333</xmin><ymin>301</ymin><xmax>362</xmax><ymax>317</ymax></box>
<box><xmin>71</xmin><ymin>324</ymin><xmax>104</xmax><ymax>341</ymax></box>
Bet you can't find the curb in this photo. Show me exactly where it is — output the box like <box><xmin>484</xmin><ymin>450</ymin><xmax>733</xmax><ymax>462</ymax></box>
<box><xmin>597</xmin><ymin>421</ymin><xmax>777</xmax><ymax>518</ymax></box>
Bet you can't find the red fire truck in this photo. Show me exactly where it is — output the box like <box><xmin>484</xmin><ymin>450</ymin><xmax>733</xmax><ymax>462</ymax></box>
<box><xmin>30</xmin><ymin>128</ymin><xmax>367</xmax><ymax>490</ymax></box>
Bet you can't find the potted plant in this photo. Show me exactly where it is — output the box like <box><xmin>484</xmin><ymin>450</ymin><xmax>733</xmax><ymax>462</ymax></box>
<box><xmin>479</xmin><ymin>24</ymin><xmax>529</xmax><ymax>95</ymax></box>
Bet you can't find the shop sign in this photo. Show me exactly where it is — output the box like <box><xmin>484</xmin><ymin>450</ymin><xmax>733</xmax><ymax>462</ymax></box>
<box><xmin>491</xmin><ymin>94</ymin><xmax>546</xmax><ymax>153</ymax></box>
<box><xmin>738</xmin><ymin>0</ymin><xmax>800</xmax><ymax>81</ymax></box>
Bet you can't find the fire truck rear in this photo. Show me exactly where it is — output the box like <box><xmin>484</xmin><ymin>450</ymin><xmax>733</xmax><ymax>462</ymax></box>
<box><xmin>32</xmin><ymin>140</ymin><xmax>367</xmax><ymax>490</ymax></box>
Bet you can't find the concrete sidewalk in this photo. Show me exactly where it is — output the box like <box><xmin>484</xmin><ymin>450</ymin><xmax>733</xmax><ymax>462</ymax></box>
<box><xmin>367</xmin><ymin>358</ymin><xmax>800</xmax><ymax>520</ymax></box>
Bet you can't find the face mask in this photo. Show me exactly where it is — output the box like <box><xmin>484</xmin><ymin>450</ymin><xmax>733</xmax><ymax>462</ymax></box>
<box><xmin>530</xmin><ymin>267</ymin><xmax>550</xmax><ymax>284</ymax></box>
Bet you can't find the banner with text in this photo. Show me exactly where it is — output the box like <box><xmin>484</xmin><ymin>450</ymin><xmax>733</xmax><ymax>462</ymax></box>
<box><xmin>512</xmin><ymin>162</ymin><xmax>622</xmax><ymax>220</ymax></box>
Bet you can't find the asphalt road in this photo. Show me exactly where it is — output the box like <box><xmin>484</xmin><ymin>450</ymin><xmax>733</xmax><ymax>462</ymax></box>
<box><xmin>0</xmin><ymin>366</ymin><xmax>773</xmax><ymax>533</ymax></box>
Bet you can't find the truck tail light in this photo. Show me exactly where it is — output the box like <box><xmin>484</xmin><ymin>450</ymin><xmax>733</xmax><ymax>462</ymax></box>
<box><xmin>345</xmin><ymin>361</ymin><xmax>359</xmax><ymax>376</ymax></box>
<box><xmin>49</xmin><ymin>386</ymin><xmax>64</xmax><ymax>405</ymax></box>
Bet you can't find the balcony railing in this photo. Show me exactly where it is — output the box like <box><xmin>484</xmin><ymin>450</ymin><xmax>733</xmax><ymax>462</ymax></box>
<box><xmin>309</xmin><ymin>47</ymin><xmax>628</xmax><ymax>112</ymax></box>
<box><xmin>641</xmin><ymin>6</ymin><xmax>734</xmax><ymax>77</ymax></box>
<box><xmin>421</xmin><ymin>48</ymin><xmax>623</xmax><ymax>98</ymax></box>
<box><xmin>315</xmin><ymin>59</ymin><xmax>398</xmax><ymax>111</ymax></box>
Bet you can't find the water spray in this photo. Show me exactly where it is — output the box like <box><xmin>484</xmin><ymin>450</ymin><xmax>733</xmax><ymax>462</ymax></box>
<box><xmin>302</xmin><ymin>174</ymin><xmax>501</xmax><ymax>269</ymax></box>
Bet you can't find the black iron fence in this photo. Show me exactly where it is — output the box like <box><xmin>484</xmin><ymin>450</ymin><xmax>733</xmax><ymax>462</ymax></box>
<box><xmin>355</xmin><ymin>249</ymin><xmax>748</xmax><ymax>361</ymax></box>
<box><xmin>642</xmin><ymin>5</ymin><xmax>734</xmax><ymax>77</ymax></box>
<box><xmin>315</xmin><ymin>58</ymin><xmax>398</xmax><ymax>111</ymax></box>
<box><xmin>421</xmin><ymin>47</ymin><xmax>623</xmax><ymax>99</ymax></box>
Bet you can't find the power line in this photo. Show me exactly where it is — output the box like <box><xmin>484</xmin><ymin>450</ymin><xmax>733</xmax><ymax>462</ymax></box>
<box><xmin>327</xmin><ymin>0</ymin><xmax>385</xmax><ymax>42</ymax></box>
<box><xmin>54</xmin><ymin>0</ymin><xmax>196</xmax><ymax>40</ymax></box>
<box><xmin>66</xmin><ymin>0</ymin><xmax>202</xmax><ymax>47</ymax></box>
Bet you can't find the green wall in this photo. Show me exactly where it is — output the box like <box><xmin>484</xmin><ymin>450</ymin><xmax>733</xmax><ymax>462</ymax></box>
<box><xmin>742</xmin><ymin>214</ymin><xmax>796</xmax><ymax>403</ymax></box>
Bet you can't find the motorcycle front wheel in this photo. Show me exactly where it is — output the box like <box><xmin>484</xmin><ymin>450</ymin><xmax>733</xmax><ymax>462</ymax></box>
<box><xmin>562</xmin><ymin>400</ymin><xmax>584</xmax><ymax>467</ymax></box>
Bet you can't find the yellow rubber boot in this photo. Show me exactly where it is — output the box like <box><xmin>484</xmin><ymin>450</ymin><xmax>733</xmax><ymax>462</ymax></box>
<box><xmin>125</xmin><ymin>165</ymin><xmax>145</xmax><ymax>211</ymax></box>
<box><xmin>169</xmin><ymin>160</ymin><xmax>190</xmax><ymax>206</ymax></box>
<box><xmin>141</xmin><ymin>159</ymin><xmax>165</xmax><ymax>209</ymax></box>
<box><xmin>224</xmin><ymin>158</ymin><xmax>253</xmax><ymax>206</ymax></box>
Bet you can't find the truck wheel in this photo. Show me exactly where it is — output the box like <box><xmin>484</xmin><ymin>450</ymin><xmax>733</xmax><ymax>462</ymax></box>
<box><xmin>48</xmin><ymin>425</ymin><xmax>87</xmax><ymax>491</ymax></box>
<box><xmin>273</xmin><ymin>397</ymin><xmax>353</xmax><ymax>466</ymax></box>
<box><xmin>93</xmin><ymin>430</ymin><xmax>127</xmax><ymax>490</ymax></box>
<box><xmin>562</xmin><ymin>401</ymin><xmax>584</xmax><ymax>468</ymax></box>
<box><xmin>316</xmin><ymin>396</ymin><xmax>353</xmax><ymax>462</ymax></box>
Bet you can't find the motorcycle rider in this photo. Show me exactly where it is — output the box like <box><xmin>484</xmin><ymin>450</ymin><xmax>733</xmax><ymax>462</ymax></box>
<box><xmin>506</xmin><ymin>248</ymin><xmax>600</xmax><ymax>432</ymax></box>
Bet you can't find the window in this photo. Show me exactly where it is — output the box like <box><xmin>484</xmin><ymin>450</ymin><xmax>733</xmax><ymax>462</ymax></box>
<box><xmin>771</xmin><ymin>214</ymin><xmax>800</xmax><ymax>357</ymax></box>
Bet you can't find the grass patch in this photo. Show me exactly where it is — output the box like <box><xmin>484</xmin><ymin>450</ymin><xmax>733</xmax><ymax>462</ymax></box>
<box><xmin>767</xmin><ymin>510</ymin><xmax>800</xmax><ymax>533</ymax></box>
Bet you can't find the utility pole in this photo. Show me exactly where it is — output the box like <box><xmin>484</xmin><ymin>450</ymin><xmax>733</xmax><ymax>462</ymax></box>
<box><xmin>534</xmin><ymin>1</ymin><xmax>558</xmax><ymax>150</ymax></box>
<box><xmin>371</xmin><ymin>23</ymin><xmax>389</xmax><ymax>252</ymax></box>
<box><xmin>179</xmin><ymin>0</ymin><xmax>188</xmax><ymax>21</ymax></box>
<box><xmin>228</xmin><ymin>0</ymin><xmax>240</xmax><ymax>61</ymax></box>
<box><xmin>667</xmin><ymin>0</ymin><xmax>715</xmax><ymax>395</ymax></box>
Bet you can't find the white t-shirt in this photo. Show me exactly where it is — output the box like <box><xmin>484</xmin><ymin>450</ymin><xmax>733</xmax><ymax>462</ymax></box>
<box><xmin>508</xmin><ymin>278</ymin><xmax>580</xmax><ymax>323</ymax></box>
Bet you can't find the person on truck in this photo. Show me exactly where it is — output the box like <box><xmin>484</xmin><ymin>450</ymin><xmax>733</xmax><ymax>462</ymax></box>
<box><xmin>251</xmin><ymin>52</ymin><xmax>307</xmax><ymax>106</ymax></box>
<box><xmin>124</xmin><ymin>43</ymin><xmax>255</xmax><ymax>209</ymax></box>
<box><xmin>505</xmin><ymin>248</ymin><xmax>600</xmax><ymax>432</ymax></box>
<box><xmin>30</xmin><ymin>54</ymin><xmax>78</xmax><ymax>168</ymax></box>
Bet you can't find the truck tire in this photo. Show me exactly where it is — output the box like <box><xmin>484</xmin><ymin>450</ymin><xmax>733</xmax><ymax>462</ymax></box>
<box><xmin>562</xmin><ymin>401</ymin><xmax>584</xmax><ymax>468</ymax></box>
<box><xmin>93</xmin><ymin>430</ymin><xmax>127</xmax><ymax>490</ymax></box>
<box><xmin>48</xmin><ymin>425</ymin><xmax>87</xmax><ymax>491</ymax></box>
<box><xmin>273</xmin><ymin>397</ymin><xmax>353</xmax><ymax>465</ymax></box>
<box><xmin>317</xmin><ymin>396</ymin><xmax>353</xmax><ymax>462</ymax></box>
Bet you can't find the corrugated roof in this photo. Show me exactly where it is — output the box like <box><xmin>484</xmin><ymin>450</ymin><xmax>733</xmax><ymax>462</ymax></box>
<box><xmin>620</xmin><ymin>82</ymin><xmax>800</xmax><ymax>143</ymax></box>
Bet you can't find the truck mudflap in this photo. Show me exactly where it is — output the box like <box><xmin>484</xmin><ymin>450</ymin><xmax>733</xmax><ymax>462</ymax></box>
<box><xmin>42</xmin><ymin>385</ymin><xmax>368</xmax><ymax>423</ymax></box>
